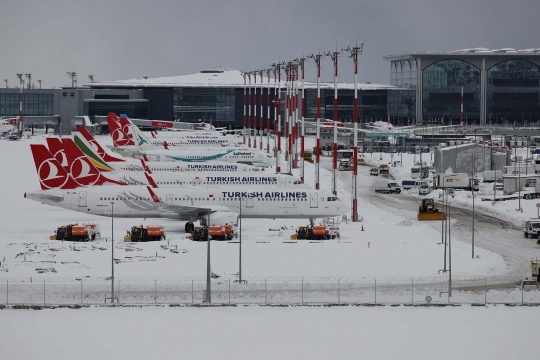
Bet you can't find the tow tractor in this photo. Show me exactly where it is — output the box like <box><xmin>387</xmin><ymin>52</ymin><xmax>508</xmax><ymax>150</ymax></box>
<box><xmin>417</xmin><ymin>198</ymin><xmax>447</xmax><ymax>221</ymax></box>
<box><xmin>124</xmin><ymin>225</ymin><xmax>165</xmax><ymax>242</ymax></box>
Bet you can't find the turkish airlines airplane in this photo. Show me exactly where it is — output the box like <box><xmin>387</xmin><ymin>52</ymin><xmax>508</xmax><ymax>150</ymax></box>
<box><xmin>26</xmin><ymin>145</ymin><xmax>348</xmax><ymax>231</ymax></box>
<box><xmin>45</xmin><ymin>138</ymin><xmax>304</xmax><ymax>188</ymax></box>
<box><xmin>71</xmin><ymin>131</ymin><xmax>263</xmax><ymax>173</ymax></box>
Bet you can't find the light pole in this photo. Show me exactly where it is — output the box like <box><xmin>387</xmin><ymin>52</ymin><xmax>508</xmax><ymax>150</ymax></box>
<box><xmin>205</xmin><ymin>212</ymin><xmax>212</xmax><ymax>303</ymax></box>
<box><xmin>105</xmin><ymin>202</ymin><xmax>118</xmax><ymax>303</ymax></box>
<box><xmin>239</xmin><ymin>198</ymin><xmax>242</xmax><ymax>283</ymax></box>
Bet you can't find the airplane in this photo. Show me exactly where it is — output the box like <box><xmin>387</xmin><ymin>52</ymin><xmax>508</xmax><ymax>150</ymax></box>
<box><xmin>76</xmin><ymin>126</ymin><xmax>126</xmax><ymax>163</ymax></box>
<box><xmin>46</xmin><ymin>137</ymin><xmax>304</xmax><ymax>188</ymax></box>
<box><xmin>109</xmin><ymin>115</ymin><xmax>276</xmax><ymax>167</ymax></box>
<box><xmin>0</xmin><ymin>118</ymin><xmax>16</xmax><ymax>133</ymax></box>
<box><xmin>72</xmin><ymin>131</ymin><xmax>263</xmax><ymax>173</ymax></box>
<box><xmin>25</xmin><ymin>148</ymin><xmax>348</xmax><ymax>232</ymax></box>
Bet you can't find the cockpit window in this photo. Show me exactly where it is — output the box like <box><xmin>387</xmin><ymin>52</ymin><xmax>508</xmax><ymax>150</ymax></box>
<box><xmin>327</xmin><ymin>196</ymin><xmax>339</xmax><ymax>201</ymax></box>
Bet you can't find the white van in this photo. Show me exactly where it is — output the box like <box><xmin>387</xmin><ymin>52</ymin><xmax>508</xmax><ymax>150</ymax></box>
<box><xmin>374</xmin><ymin>179</ymin><xmax>401</xmax><ymax>194</ymax></box>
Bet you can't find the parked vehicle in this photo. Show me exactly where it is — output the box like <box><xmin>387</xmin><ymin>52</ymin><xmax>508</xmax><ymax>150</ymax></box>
<box><xmin>402</xmin><ymin>179</ymin><xmax>429</xmax><ymax>190</ymax></box>
<box><xmin>502</xmin><ymin>165</ymin><xmax>537</xmax><ymax>175</ymax></box>
<box><xmin>434</xmin><ymin>173</ymin><xmax>479</xmax><ymax>191</ymax></box>
<box><xmin>516</xmin><ymin>279</ymin><xmax>538</xmax><ymax>291</ymax></box>
<box><xmin>374</xmin><ymin>179</ymin><xmax>401</xmax><ymax>194</ymax></box>
<box><xmin>522</xmin><ymin>219</ymin><xmax>540</xmax><ymax>239</ymax></box>
<box><xmin>483</xmin><ymin>170</ymin><xmax>503</xmax><ymax>183</ymax></box>
<box><xmin>370</xmin><ymin>168</ymin><xmax>379</xmax><ymax>176</ymax></box>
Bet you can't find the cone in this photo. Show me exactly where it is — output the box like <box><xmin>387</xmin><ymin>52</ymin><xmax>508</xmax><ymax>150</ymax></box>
<box><xmin>361</xmin><ymin>225</ymin><xmax>364</xmax><ymax>231</ymax></box>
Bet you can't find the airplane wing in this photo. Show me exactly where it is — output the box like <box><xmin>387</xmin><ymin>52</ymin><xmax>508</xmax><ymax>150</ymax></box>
<box><xmin>146</xmin><ymin>186</ymin><xmax>228</xmax><ymax>216</ymax></box>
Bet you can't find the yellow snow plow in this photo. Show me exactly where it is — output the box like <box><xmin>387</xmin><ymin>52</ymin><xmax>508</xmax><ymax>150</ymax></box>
<box><xmin>417</xmin><ymin>198</ymin><xmax>447</xmax><ymax>221</ymax></box>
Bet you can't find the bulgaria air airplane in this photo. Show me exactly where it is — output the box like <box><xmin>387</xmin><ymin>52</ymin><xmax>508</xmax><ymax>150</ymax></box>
<box><xmin>108</xmin><ymin>114</ymin><xmax>275</xmax><ymax>167</ymax></box>
<box><xmin>43</xmin><ymin>138</ymin><xmax>304</xmax><ymax>188</ymax></box>
<box><xmin>72</xmin><ymin>130</ymin><xmax>262</xmax><ymax>173</ymax></box>
<box><xmin>25</xmin><ymin>146</ymin><xmax>348</xmax><ymax>232</ymax></box>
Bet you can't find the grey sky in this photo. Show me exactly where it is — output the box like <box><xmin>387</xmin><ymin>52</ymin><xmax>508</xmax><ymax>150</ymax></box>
<box><xmin>1</xmin><ymin>0</ymin><xmax>539</xmax><ymax>88</ymax></box>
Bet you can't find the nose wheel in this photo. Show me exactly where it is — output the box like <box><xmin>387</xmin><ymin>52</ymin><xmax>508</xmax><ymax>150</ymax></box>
<box><xmin>185</xmin><ymin>222</ymin><xmax>194</xmax><ymax>233</ymax></box>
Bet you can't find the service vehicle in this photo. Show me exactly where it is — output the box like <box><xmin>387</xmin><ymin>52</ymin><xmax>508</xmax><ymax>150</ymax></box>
<box><xmin>402</xmin><ymin>179</ymin><xmax>429</xmax><ymax>190</ymax></box>
<box><xmin>374</xmin><ymin>179</ymin><xmax>401</xmax><ymax>194</ymax></box>
<box><xmin>418</xmin><ymin>183</ymin><xmax>431</xmax><ymax>195</ymax></box>
<box><xmin>208</xmin><ymin>224</ymin><xmax>236</xmax><ymax>241</ymax></box>
<box><xmin>434</xmin><ymin>173</ymin><xmax>479</xmax><ymax>191</ymax></box>
<box><xmin>417</xmin><ymin>198</ymin><xmax>446</xmax><ymax>221</ymax></box>
<box><xmin>290</xmin><ymin>225</ymin><xmax>338</xmax><ymax>240</ymax></box>
<box><xmin>516</xmin><ymin>279</ymin><xmax>538</xmax><ymax>291</ymax></box>
<box><xmin>522</xmin><ymin>219</ymin><xmax>540</xmax><ymax>239</ymax></box>
<box><xmin>124</xmin><ymin>225</ymin><xmax>165</xmax><ymax>242</ymax></box>
<box><xmin>502</xmin><ymin>165</ymin><xmax>537</xmax><ymax>175</ymax></box>
<box><xmin>303</xmin><ymin>150</ymin><xmax>314</xmax><ymax>163</ymax></box>
<box><xmin>379</xmin><ymin>164</ymin><xmax>389</xmax><ymax>174</ymax></box>
<box><xmin>370</xmin><ymin>168</ymin><xmax>379</xmax><ymax>176</ymax></box>
<box><xmin>339</xmin><ymin>159</ymin><xmax>352</xmax><ymax>171</ymax></box>
<box><xmin>483</xmin><ymin>170</ymin><xmax>503</xmax><ymax>183</ymax></box>
<box><xmin>50</xmin><ymin>223</ymin><xmax>100</xmax><ymax>242</ymax></box>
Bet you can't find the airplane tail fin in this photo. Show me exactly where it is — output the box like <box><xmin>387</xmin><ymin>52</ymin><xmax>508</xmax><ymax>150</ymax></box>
<box><xmin>73</xmin><ymin>132</ymin><xmax>115</xmax><ymax>172</ymax></box>
<box><xmin>118</xmin><ymin>114</ymin><xmax>155</xmax><ymax>151</ymax></box>
<box><xmin>76</xmin><ymin>125</ymin><xmax>125</xmax><ymax>162</ymax></box>
<box><xmin>62</xmin><ymin>139</ymin><xmax>126</xmax><ymax>187</ymax></box>
<box><xmin>163</xmin><ymin>141</ymin><xmax>169</xmax><ymax>150</ymax></box>
<box><xmin>45</xmin><ymin>138</ymin><xmax>69</xmax><ymax>171</ymax></box>
<box><xmin>107</xmin><ymin>112</ymin><xmax>135</xmax><ymax>147</ymax></box>
<box><xmin>30</xmin><ymin>144</ymin><xmax>79</xmax><ymax>190</ymax></box>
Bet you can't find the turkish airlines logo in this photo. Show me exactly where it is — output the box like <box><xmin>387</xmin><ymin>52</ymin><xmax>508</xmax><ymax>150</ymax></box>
<box><xmin>122</xmin><ymin>123</ymin><xmax>134</xmax><ymax>139</ymax></box>
<box><xmin>112</xmin><ymin>129</ymin><xmax>132</xmax><ymax>146</ymax></box>
<box><xmin>52</xmin><ymin>149</ymin><xmax>68</xmax><ymax>168</ymax></box>
<box><xmin>70</xmin><ymin>156</ymin><xmax>100</xmax><ymax>186</ymax></box>
<box><xmin>38</xmin><ymin>159</ymin><xmax>68</xmax><ymax>189</ymax></box>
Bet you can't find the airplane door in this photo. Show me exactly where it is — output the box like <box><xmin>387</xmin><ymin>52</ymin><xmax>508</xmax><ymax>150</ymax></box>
<box><xmin>78</xmin><ymin>191</ymin><xmax>87</xmax><ymax>207</ymax></box>
<box><xmin>194</xmin><ymin>178</ymin><xmax>202</xmax><ymax>186</ymax></box>
<box><xmin>166</xmin><ymin>194</ymin><xmax>173</xmax><ymax>204</ymax></box>
<box><xmin>310</xmin><ymin>193</ymin><xmax>318</xmax><ymax>208</ymax></box>
<box><xmin>246</xmin><ymin>197</ymin><xmax>254</xmax><ymax>208</ymax></box>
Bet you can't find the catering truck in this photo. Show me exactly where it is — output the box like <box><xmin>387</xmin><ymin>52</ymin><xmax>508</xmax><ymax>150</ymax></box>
<box><xmin>434</xmin><ymin>173</ymin><xmax>479</xmax><ymax>191</ymax></box>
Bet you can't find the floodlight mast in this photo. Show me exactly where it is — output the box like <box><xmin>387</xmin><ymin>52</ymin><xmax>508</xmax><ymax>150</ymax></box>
<box><xmin>275</xmin><ymin>62</ymin><xmax>284</xmax><ymax>173</ymax></box>
<box><xmin>242</xmin><ymin>72</ymin><xmax>247</xmax><ymax>144</ymax></box>
<box><xmin>266</xmin><ymin>68</ymin><xmax>271</xmax><ymax>154</ymax></box>
<box><xmin>308</xmin><ymin>52</ymin><xmax>325</xmax><ymax>189</ymax></box>
<box><xmin>16</xmin><ymin>74</ymin><xmax>23</xmax><ymax>139</ymax></box>
<box><xmin>253</xmin><ymin>72</ymin><xmax>258</xmax><ymax>149</ymax></box>
<box><xmin>286</xmin><ymin>62</ymin><xmax>294</xmax><ymax>174</ymax></box>
<box><xmin>298</xmin><ymin>57</ymin><xmax>306</xmax><ymax>182</ymax></box>
<box><xmin>292</xmin><ymin>60</ymin><xmax>299</xmax><ymax>170</ymax></box>
<box><xmin>271</xmin><ymin>66</ymin><xmax>278</xmax><ymax>158</ymax></box>
<box><xmin>247</xmin><ymin>72</ymin><xmax>252</xmax><ymax>148</ymax></box>
<box><xmin>325</xmin><ymin>49</ymin><xmax>343</xmax><ymax>196</ymax></box>
<box><xmin>283</xmin><ymin>63</ymin><xmax>291</xmax><ymax>166</ymax></box>
<box><xmin>259</xmin><ymin>69</ymin><xmax>264</xmax><ymax>151</ymax></box>
<box><xmin>344</xmin><ymin>43</ymin><xmax>364</xmax><ymax>222</ymax></box>
<box><xmin>25</xmin><ymin>73</ymin><xmax>32</xmax><ymax>89</ymax></box>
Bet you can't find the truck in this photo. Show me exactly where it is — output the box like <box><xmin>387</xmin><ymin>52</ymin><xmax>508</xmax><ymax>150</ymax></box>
<box><xmin>379</xmin><ymin>164</ymin><xmax>389</xmax><ymax>174</ymax></box>
<box><xmin>402</xmin><ymin>179</ymin><xmax>429</xmax><ymax>190</ymax></box>
<box><xmin>522</xmin><ymin>219</ymin><xmax>540</xmax><ymax>239</ymax></box>
<box><xmin>483</xmin><ymin>170</ymin><xmax>503</xmax><ymax>183</ymax></box>
<box><xmin>411</xmin><ymin>166</ymin><xmax>430</xmax><ymax>179</ymax></box>
<box><xmin>502</xmin><ymin>165</ymin><xmax>537</xmax><ymax>175</ymax></box>
<box><xmin>339</xmin><ymin>159</ymin><xmax>352</xmax><ymax>171</ymax></box>
<box><xmin>124</xmin><ymin>225</ymin><xmax>165</xmax><ymax>242</ymax></box>
<box><xmin>434</xmin><ymin>173</ymin><xmax>479</xmax><ymax>191</ymax></box>
<box><xmin>50</xmin><ymin>223</ymin><xmax>100</xmax><ymax>242</ymax></box>
<box><xmin>374</xmin><ymin>179</ymin><xmax>401</xmax><ymax>194</ymax></box>
<box><xmin>290</xmin><ymin>225</ymin><xmax>339</xmax><ymax>240</ymax></box>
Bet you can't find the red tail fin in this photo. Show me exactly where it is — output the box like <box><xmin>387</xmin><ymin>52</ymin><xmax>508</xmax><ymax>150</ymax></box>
<box><xmin>143</xmin><ymin>154</ymin><xmax>149</xmax><ymax>162</ymax></box>
<box><xmin>163</xmin><ymin>141</ymin><xmax>169</xmax><ymax>150</ymax></box>
<box><xmin>144</xmin><ymin>173</ymin><xmax>158</xmax><ymax>188</ymax></box>
<box><xmin>30</xmin><ymin>144</ymin><xmax>79</xmax><ymax>190</ymax></box>
<box><xmin>151</xmin><ymin>132</ymin><xmax>156</xmax><ymax>138</ymax></box>
<box><xmin>76</xmin><ymin>126</ymin><xmax>125</xmax><ymax>162</ymax></box>
<box><xmin>147</xmin><ymin>186</ymin><xmax>161</xmax><ymax>203</ymax></box>
<box><xmin>107</xmin><ymin>113</ymin><xmax>134</xmax><ymax>147</ymax></box>
<box><xmin>62</xmin><ymin>139</ymin><xmax>126</xmax><ymax>187</ymax></box>
<box><xmin>45</xmin><ymin>138</ymin><xmax>69</xmax><ymax>171</ymax></box>
<box><xmin>140</xmin><ymin>159</ymin><xmax>152</xmax><ymax>173</ymax></box>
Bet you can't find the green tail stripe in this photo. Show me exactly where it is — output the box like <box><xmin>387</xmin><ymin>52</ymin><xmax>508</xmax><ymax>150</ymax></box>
<box><xmin>74</xmin><ymin>136</ymin><xmax>113</xmax><ymax>171</ymax></box>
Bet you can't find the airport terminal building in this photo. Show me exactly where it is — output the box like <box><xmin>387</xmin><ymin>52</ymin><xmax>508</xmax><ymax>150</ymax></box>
<box><xmin>1</xmin><ymin>48</ymin><xmax>539</xmax><ymax>132</ymax></box>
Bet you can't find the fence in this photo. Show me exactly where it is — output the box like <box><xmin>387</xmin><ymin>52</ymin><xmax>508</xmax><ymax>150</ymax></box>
<box><xmin>0</xmin><ymin>275</ymin><xmax>538</xmax><ymax>306</ymax></box>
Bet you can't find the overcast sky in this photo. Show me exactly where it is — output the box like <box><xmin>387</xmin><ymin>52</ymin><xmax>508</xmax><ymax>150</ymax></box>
<box><xmin>1</xmin><ymin>0</ymin><xmax>539</xmax><ymax>88</ymax></box>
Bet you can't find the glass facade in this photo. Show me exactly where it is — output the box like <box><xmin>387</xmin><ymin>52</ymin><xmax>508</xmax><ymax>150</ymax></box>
<box><xmin>173</xmin><ymin>87</ymin><xmax>235</xmax><ymax>124</ymax></box>
<box><xmin>487</xmin><ymin>60</ymin><xmax>540</xmax><ymax>125</ymax></box>
<box><xmin>0</xmin><ymin>93</ymin><xmax>53</xmax><ymax>116</ymax></box>
<box><xmin>422</xmin><ymin>59</ymin><xmax>481</xmax><ymax>124</ymax></box>
<box><xmin>84</xmin><ymin>101</ymin><xmax>149</xmax><ymax>119</ymax></box>
<box><xmin>388</xmin><ymin>89</ymin><xmax>416</xmax><ymax>125</ymax></box>
<box><xmin>94</xmin><ymin>94</ymin><xmax>129</xmax><ymax>100</ymax></box>
<box><xmin>390</xmin><ymin>60</ymin><xmax>418</xmax><ymax>87</ymax></box>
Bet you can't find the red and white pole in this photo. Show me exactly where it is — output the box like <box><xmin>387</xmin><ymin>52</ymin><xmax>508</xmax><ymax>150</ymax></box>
<box><xmin>243</xmin><ymin>73</ymin><xmax>246</xmax><ymax>144</ymax></box>
<box><xmin>254</xmin><ymin>73</ymin><xmax>258</xmax><ymax>149</ymax></box>
<box><xmin>294</xmin><ymin>63</ymin><xmax>300</xmax><ymax>169</ymax></box>
<box><xmin>266</xmin><ymin>69</ymin><xmax>271</xmax><ymax>154</ymax></box>
<box><xmin>276</xmin><ymin>63</ymin><xmax>282</xmax><ymax>173</ymax></box>
<box><xmin>309</xmin><ymin>53</ymin><xmax>324</xmax><ymax>190</ymax></box>
<box><xmin>328</xmin><ymin>50</ymin><xmax>342</xmax><ymax>196</ymax></box>
<box><xmin>259</xmin><ymin>70</ymin><xmax>264</xmax><ymax>151</ymax></box>
<box><xmin>16</xmin><ymin>74</ymin><xmax>23</xmax><ymax>138</ymax></box>
<box><xmin>284</xmin><ymin>64</ymin><xmax>290</xmax><ymax>164</ymax></box>
<box><xmin>248</xmin><ymin>73</ymin><xmax>252</xmax><ymax>148</ymax></box>
<box><xmin>287</xmin><ymin>62</ymin><xmax>293</xmax><ymax>174</ymax></box>
<box><xmin>300</xmin><ymin>58</ymin><xmax>306</xmax><ymax>182</ymax></box>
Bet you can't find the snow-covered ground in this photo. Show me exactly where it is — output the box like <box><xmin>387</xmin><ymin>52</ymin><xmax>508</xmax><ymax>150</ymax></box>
<box><xmin>1</xmin><ymin>306</ymin><xmax>538</xmax><ymax>360</ymax></box>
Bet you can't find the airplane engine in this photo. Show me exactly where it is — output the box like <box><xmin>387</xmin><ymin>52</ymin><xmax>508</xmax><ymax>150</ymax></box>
<box><xmin>201</xmin><ymin>211</ymin><xmax>238</xmax><ymax>227</ymax></box>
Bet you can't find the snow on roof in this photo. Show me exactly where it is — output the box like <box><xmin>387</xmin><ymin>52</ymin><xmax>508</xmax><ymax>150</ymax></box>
<box><xmin>384</xmin><ymin>48</ymin><xmax>540</xmax><ymax>60</ymax></box>
<box><xmin>85</xmin><ymin>68</ymin><xmax>398</xmax><ymax>90</ymax></box>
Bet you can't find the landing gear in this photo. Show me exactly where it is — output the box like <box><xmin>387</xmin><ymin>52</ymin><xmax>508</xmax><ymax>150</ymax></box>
<box><xmin>185</xmin><ymin>222</ymin><xmax>194</xmax><ymax>233</ymax></box>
